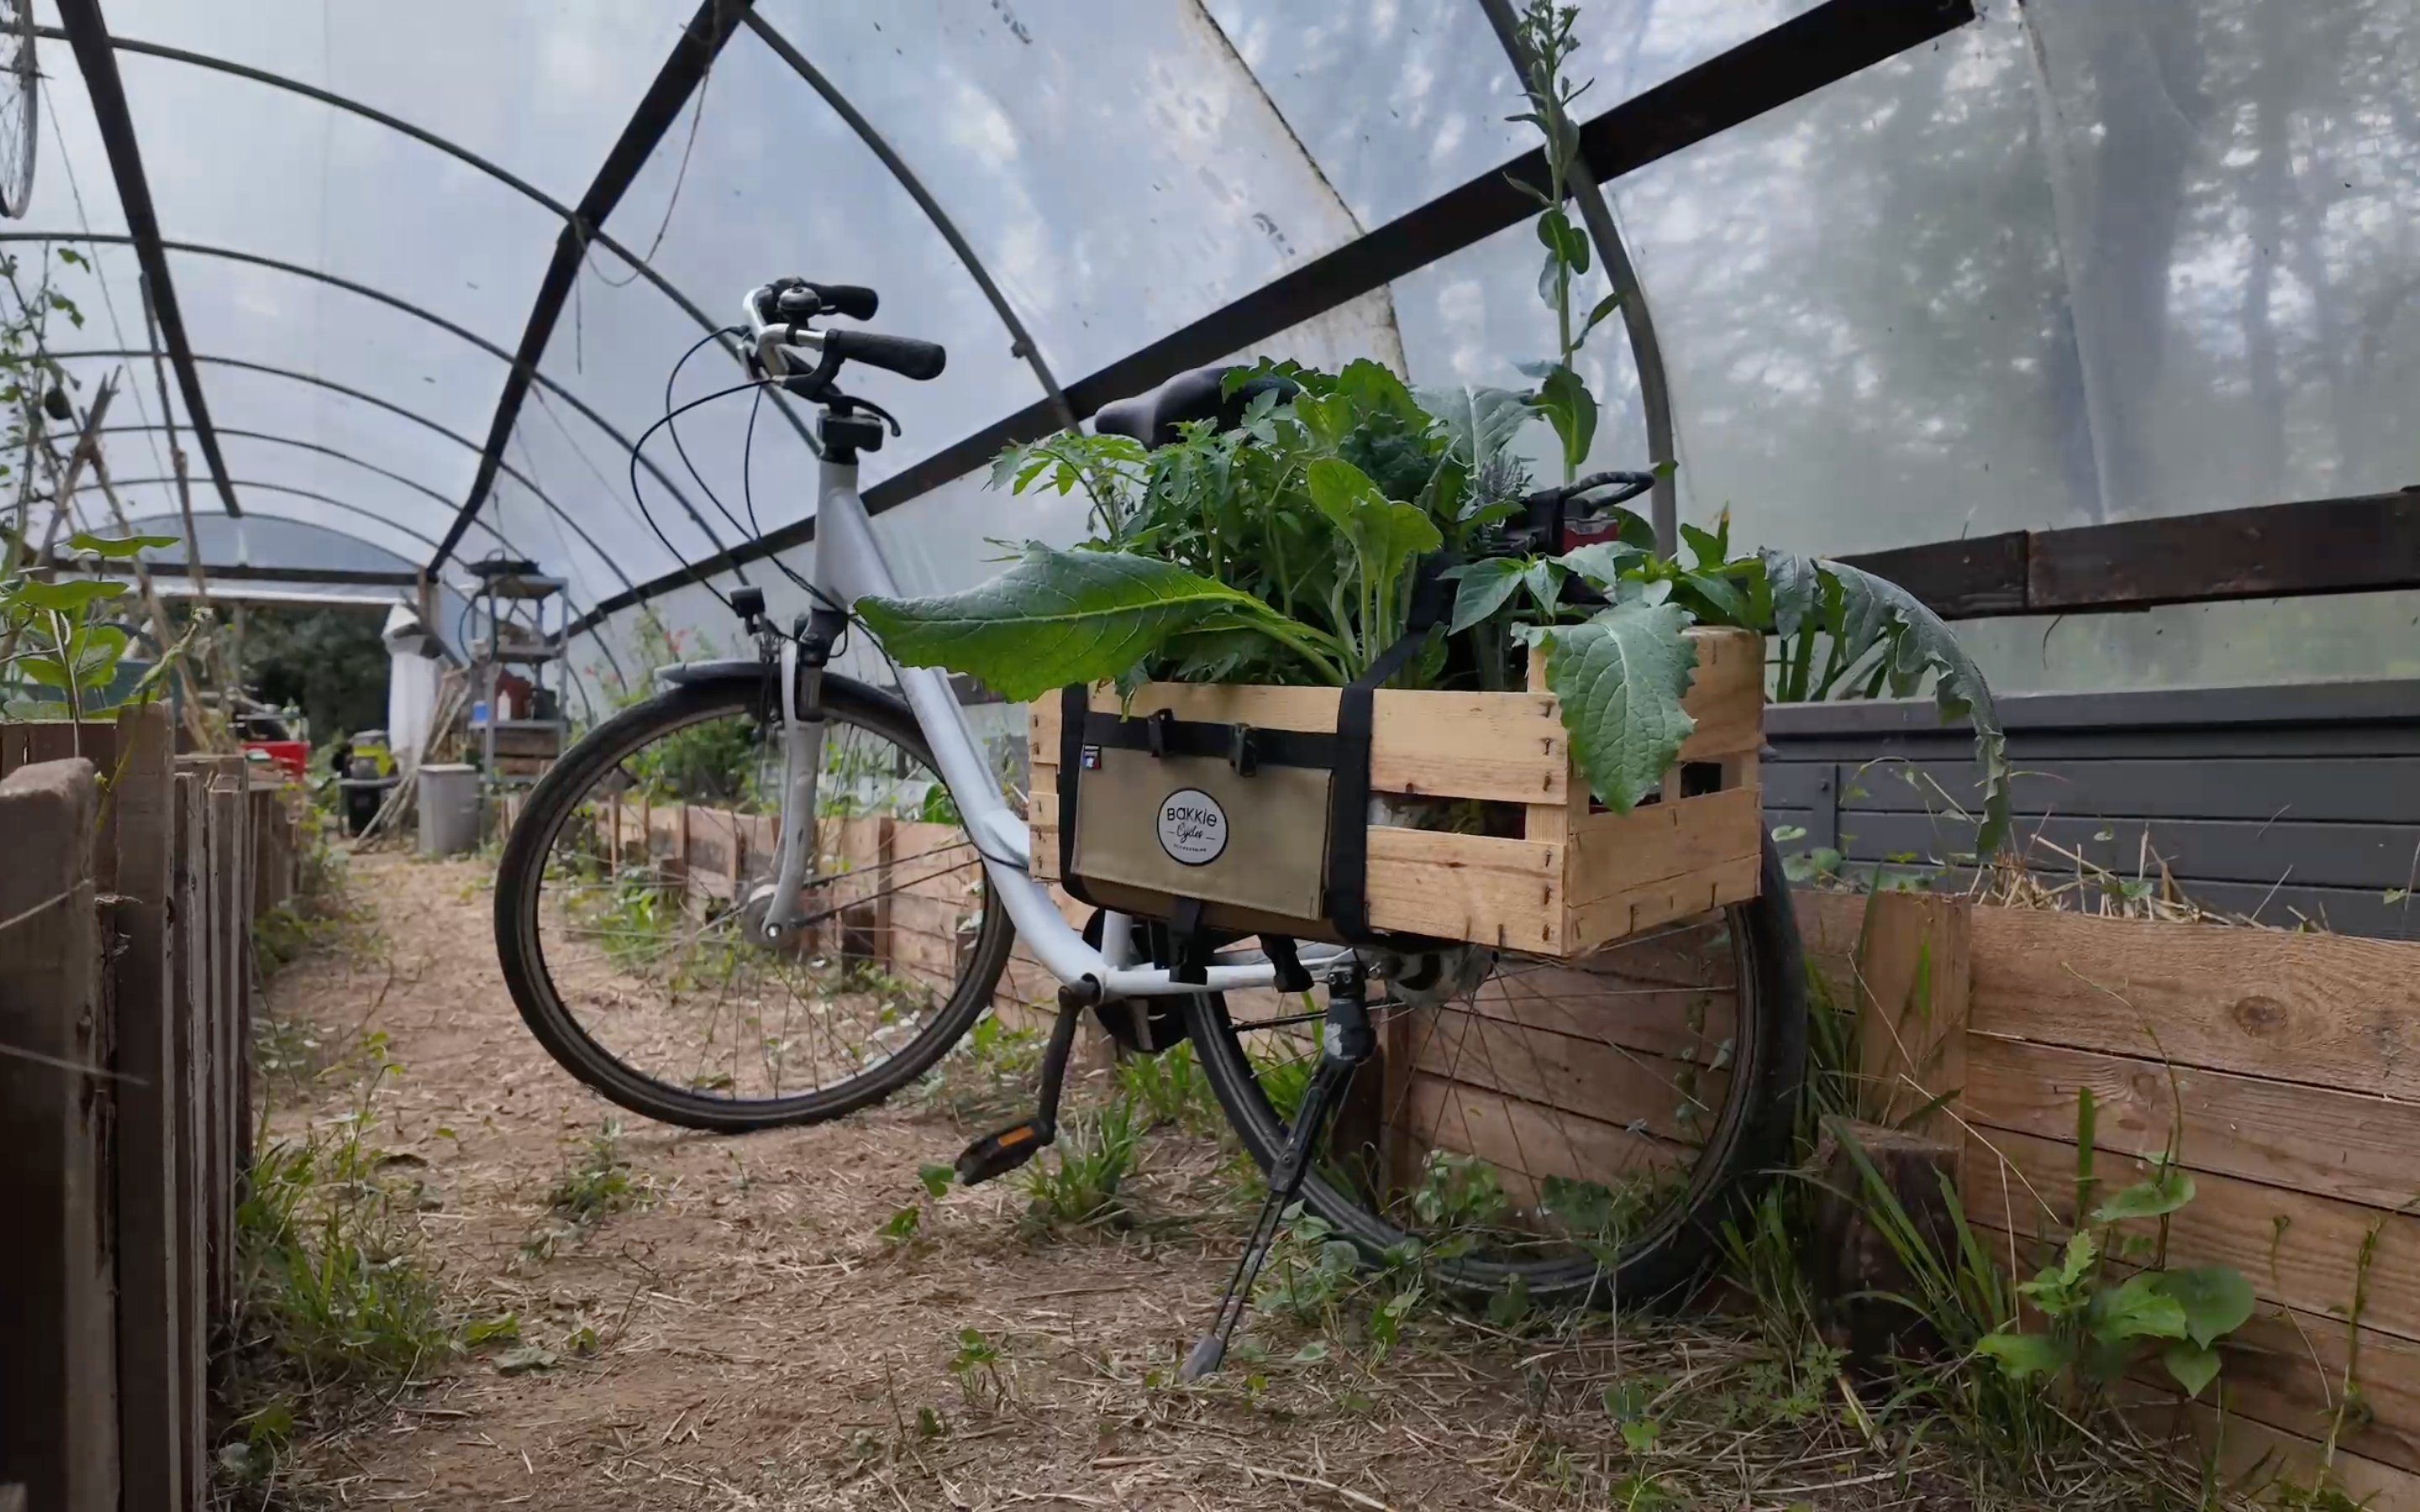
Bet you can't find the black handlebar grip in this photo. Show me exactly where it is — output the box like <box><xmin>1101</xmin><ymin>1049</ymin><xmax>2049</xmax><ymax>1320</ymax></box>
<box><xmin>824</xmin><ymin>328</ymin><xmax>947</xmax><ymax>382</ymax></box>
<box><xmin>804</xmin><ymin>282</ymin><xmax>879</xmax><ymax>321</ymax></box>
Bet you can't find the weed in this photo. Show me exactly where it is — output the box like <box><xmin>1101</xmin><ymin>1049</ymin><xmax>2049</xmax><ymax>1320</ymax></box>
<box><xmin>1116</xmin><ymin>1040</ymin><xmax>1218</xmax><ymax>1132</ymax></box>
<box><xmin>918</xmin><ymin>1008</ymin><xmax>1044</xmax><ymax>1122</ymax></box>
<box><xmin>946</xmin><ymin>1326</ymin><xmax>1008</xmax><ymax>1410</ymax></box>
<box><xmin>878</xmin><ymin>1163</ymin><xmax>957</xmax><ymax>1245</ymax></box>
<box><xmin>1021</xmin><ymin>1097</ymin><xmax>1140</xmax><ymax>1231</ymax></box>
<box><xmin>547</xmin><ymin>1120</ymin><xmax>645</xmax><ymax>1226</ymax></box>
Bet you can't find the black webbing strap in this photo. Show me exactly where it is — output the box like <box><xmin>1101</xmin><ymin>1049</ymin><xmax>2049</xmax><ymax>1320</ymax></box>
<box><xmin>1079</xmin><ymin>710</ymin><xmax>1339</xmax><ymax>770</ymax></box>
<box><xmin>1323</xmin><ymin>559</ymin><xmax>1455</xmax><ymax>943</ymax></box>
<box><xmin>1055</xmin><ymin>685</ymin><xmax>1101</xmax><ymax>911</ymax></box>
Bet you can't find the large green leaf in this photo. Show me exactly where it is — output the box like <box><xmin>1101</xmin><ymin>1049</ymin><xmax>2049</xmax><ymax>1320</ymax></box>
<box><xmin>67</xmin><ymin>531</ymin><xmax>180</xmax><ymax>559</ymax></box>
<box><xmin>2153</xmin><ymin>1265</ymin><xmax>2254</xmax><ymax>1348</ymax></box>
<box><xmin>7</xmin><ymin>577</ymin><xmax>128</xmax><ymax>612</ymax></box>
<box><xmin>1414</xmin><ymin>385</ymin><xmax>1532</xmax><ymax>476</ymax></box>
<box><xmin>1761</xmin><ymin>549</ymin><xmax>1820</xmax><ymax>639</ymax></box>
<box><xmin>2164</xmin><ymin>1340</ymin><xmax>2222</xmax><ymax>1399</ymax></box>
<box><xmin>1976</xmin><ymin>1329</ymin><xmax>2070</xmax><ymax>1382</ymax></box>
<box><xmin>2091</xmin><ymin>1163</ymin><xmax>2195</xmax><ymax>1225</ymax></box>
<box><xmin>855</xmin><ymin>546</ymin><xmax>1265</xmax><ymax>702</ymax></box>
<box><xmin>1532</xmin><ymin>601</ymin><xmax>1698</xmax><ymax>812</ymax></box>
<box><xmin>1446</xmin><ymin>558</ymin><xmax>1526</xmax><ymax>635</ymax></box>
<box><xmin>1303</xmin><ymin>457</ymin><xmax>1444</xmax><ymax>661</ymax></box>
<box><xmin>1817</xmin><ymin>557</ymin><xmax>2011</xmax><ymax>853</ymax></box>
<box><xmin>1530</xmin><ymin>364</ymin><xmax>1597</xmax><ymax>475</ymax></box>
<box><xmin>2096</xmin><ymin>1271</ymin><xmax>2189</xmax><ymax>1341</ymax></box>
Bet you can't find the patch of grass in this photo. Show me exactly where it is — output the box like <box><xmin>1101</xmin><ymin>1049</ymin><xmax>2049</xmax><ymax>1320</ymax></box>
<box><xmin>917</xmin><ymin>1008</ymin><xmax>1044</xmax><ymax>1123</ymax></box>
<box><xmin>1022</xmin><ymin>1096</ymin><xmax>1141</xmax><ymax>1232</ymax></box>
<box><xmin>548</xmin><ymin>1119</ymin><xmax>644</xmax><ymax>1224</ymax></box>
<box><xmin>1116</xmin><ymin>1039</ymin><xmax>1219</xmax><ymax>1132</ymax></box>
<box><xmin>218</xmin><ymin>1037</ymin><xmax>453</xmax><ymax>1495</ymax></box>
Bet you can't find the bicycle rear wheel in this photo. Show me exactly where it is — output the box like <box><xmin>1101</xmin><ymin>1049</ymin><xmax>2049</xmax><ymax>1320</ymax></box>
<box><xmin>1184</xmin><ymin>835</ymin><xmax>1804</xmax><ymax>1307</ymax></box>
<box><xmin>494</xmin><ymin>672</ymin><xmax>1013</xmax><ymax>1131</ymax></box>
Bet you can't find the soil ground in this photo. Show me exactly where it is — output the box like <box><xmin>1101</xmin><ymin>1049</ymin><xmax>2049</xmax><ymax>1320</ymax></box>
<box><xmin>239</xmin><ymin>850</ymin><xmax>2182</xmax><ymax>1511</ymax></box>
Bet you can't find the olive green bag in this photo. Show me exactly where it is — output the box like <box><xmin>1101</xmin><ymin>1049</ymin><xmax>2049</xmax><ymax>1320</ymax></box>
<box><xmin>1055</xmin><ymin>693</ymin><xmax>1344</xmax><ymax>947</ymax></box>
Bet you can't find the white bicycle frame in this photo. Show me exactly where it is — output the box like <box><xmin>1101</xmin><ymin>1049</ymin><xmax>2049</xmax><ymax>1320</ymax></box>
<box><xmin>746</xmin><ymin>291</ymin><xmax>1349</xmax><ymax>1004</ymax></box>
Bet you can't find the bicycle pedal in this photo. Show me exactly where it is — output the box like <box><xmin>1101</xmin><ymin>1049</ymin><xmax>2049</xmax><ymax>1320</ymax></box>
<box><xmin>955</xmin><ymin>1120</ymin><xmax>1050</xmax><ymax>1185</ymax></box>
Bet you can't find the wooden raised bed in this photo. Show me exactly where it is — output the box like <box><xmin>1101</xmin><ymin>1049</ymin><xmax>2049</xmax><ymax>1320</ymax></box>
<box><xmin>1028</xmin><ymin>627</ymin><xmax>1766</xmax><ymax>957</ymax></box>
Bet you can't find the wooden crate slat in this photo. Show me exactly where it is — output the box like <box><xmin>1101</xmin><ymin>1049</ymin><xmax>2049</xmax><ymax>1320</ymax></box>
<box><xmin>1965</xmin><ymin>1128</ymin><xmax>2420</xmax><ymax>1346</ymax></box>
<box><xmin>1363</xmin><ymin>827</ymin><xmax>1560</xmax><ymax>951</ymax></box>
<box><xmin>1564</xmin><ymin>852</ymin><xmax>1761</xmax><ymax>952</ymax></box>
<box><xmin>1970</xmin><ymin>909</ymin><xmax>2420</xmax><ymax>1100</ymax></box>
<box><xmin>1565</xmin><ymin>787</ymin><xmax>1764</xmax><ymax>906</ymax></box>
<box><xmin>1967</xmin><ymin>1035</ymin><xmax>2420</xmax><ymax>1216</ymax></box>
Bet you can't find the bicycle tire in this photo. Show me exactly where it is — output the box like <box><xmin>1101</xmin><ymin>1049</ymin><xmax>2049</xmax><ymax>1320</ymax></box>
<box><xmin>1182</xmin><ymin>833</ymin><xmax>1806</xmax><ymax>1307</ymax></box>
<box><xmin>494</xmin><ymin>670</ymin><xmax>1013</xmax><ymax>1131</ymax></box>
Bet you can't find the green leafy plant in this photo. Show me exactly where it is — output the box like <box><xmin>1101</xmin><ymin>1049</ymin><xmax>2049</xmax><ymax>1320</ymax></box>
<box><xmin>1020</xmin><ymin>1095</ymin><xmax>1141</xmax><ymax>1231</ymax></box>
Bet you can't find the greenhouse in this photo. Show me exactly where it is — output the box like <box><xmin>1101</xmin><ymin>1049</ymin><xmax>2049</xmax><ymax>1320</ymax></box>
<box><xmin>4</xmin><ymin>0</ymin><xmax>2419</xmax><ymax>1508</ymax></box>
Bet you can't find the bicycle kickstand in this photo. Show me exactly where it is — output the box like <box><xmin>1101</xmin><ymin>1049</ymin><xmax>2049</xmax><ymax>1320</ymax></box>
<box><xmin>1180</xmin><ymin>960</ymin><xmax>1374</xmax><ymax>1382</ymax></box>
<box><xmin>955</xmin><ymin>982</ymin><xmax>1093</xmax><ymax>1185</ymax></box>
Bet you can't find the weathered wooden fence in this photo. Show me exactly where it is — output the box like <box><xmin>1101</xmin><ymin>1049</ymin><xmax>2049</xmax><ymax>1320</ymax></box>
<box><xmin>1804</xmin><ymin>890</ymin><xmax>2420</xmax><ymax>1506</ymax></box>
<box><xmin>0</xmin><ymin>709</ymin><xmax>297</xmax><ymax>1512</ymax></box>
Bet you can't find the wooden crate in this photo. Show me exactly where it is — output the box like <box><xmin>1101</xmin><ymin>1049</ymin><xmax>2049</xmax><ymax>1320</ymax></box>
<box><xmin>1028</xmin><ymin>627</ymin><xmax>1765</xmax><ymax>957</ymax></box>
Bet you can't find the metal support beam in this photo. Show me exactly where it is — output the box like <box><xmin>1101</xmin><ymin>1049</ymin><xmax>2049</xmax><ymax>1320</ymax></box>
<box><xmin>72</xmin><ymin>422</ymin><xmax>639</xmax><ymax>596</ymax></box>
<box><xmin>1475</xmin><ymin>0</ymin><xmax>1680</xmax><ymax>554</ymax></box>
<box><xmin>5</xmin><ymin>233</ymin><xmax>732</xmax><ymax>578</ymax></box>
<box><xmin>571</xmin><ymin>0</ymin><xmax>1978</xmax><ymax>632</ymax></box>
<box><xmin>431</xmin><ymin>0</ymin><xmax>756</xmax><ymax>574</ymax></box>
<box><xmin>743</xmin><ymin>13</ymin><xmax>1073</xmax><ymax>430</ymax></box>
<box><xmin>47</xmin><ymin>559</ymin><xmax>422</xmax><ymax>588</ymax></box>
<box><xmin>51</xmin><ymin>0</ymin><xmax>241</xmax><ymax>517</ymax></box>
<box><xmin>31</xmin><ymin>21</ymin><xmax>826</xmax><ymax>465</ymax></box>
<box><xmin>50</xmin><ymin>475</ymin><xmax>513</xmax><ymax>560</ymax></box>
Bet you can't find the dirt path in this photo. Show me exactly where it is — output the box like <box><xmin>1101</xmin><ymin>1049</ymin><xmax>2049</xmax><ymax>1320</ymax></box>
<box><xmin>252</xmin><ymin>851</ymin><xmax>2030</xmax><ymax>1510</ymax></box>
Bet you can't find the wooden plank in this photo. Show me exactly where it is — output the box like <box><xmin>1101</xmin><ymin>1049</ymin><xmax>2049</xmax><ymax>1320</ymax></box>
<box><xmin>1362</xmin><ymin>827</ymin><xmax>1563</xmax><ymax>953</ymax></box>
<box><xmin>1844</xmin><ymin>893</ymin><xmax>1968</xmax><ymax>1137</ymax></box>
<box><xmin>1413</xmin><ymin>1005</ymin><xmax>1723</xmax><ymax>1147</ymax></box>
<box><xmin>1966</xmin><ymin>1035</ymin><xmax>2420</xmax><ymax>1215</ymax></box>
<box><xmin>1565</xmin><ymin>852</ymin><xmax>1761</xmax><ymax>953</ymax></box>
<box><xmin>1968</xmin><ymin>909</ymin><xmax>2420</xmax><ymax>1100</ymax></box>
<box><xmin>1565</xmin><ymin>787</ymin><xmax>1765</xmax><ymax>906</ymax></box>
<box><xmin>1394</xmin><ymin>1071</ymin><xmax>1686</xmax><ymax>1188</ymax></box>
<box><xmin>2107</xmin><ymin>1384</ymin><xmax>2420</xmax><ymax>1509</ymax></box>
<box><xmin>2211</xmin><ymin>1296</ymin><xmax>2420</xmax><ymax>1478</ymax></box>
<box><xmin>2030</xmin><ymin>491</ymin><xmax>2420</xmax><ymax>615</ymax></box>
<box><xmin>0</xmin><ymin>758</ymin><xmax>117</xmax><ymax>1512</ymax></box>
<box><xmin>1454</xmin><ymin>954</ymin><xmax>1737</xmax><ymax>1064</ymax></box>
<box><xmin>167</xmin><ymin>772</ymin><xmax>208</xmax><ymax>1504</ymax></box>
<box><xmin>1965</xmin><ymin>1129</ymin><xmax>2420</xmax><ymax>1347</ymax></box>
<box><xmin>1833</xmin><ymin>529</ymin><xmax>2030</xmax><ymax>619</ymax></box>
<box><xmin>205</xmin><ymin>763</ymin><xmax>249</xmax><ymax>1331</ymax></box>
<box><xmin>104</xmin><ymin>707</ymin><xmax>182</xmax><ymax>1512</ymax></box>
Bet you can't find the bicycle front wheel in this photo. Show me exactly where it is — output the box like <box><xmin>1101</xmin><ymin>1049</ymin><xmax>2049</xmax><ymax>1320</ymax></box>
<box><xmin>1184</xmin><ymin>835</ymin><xmax>1805</xmax><ymax>1307</ymax></box>
<box><xmin>494</xmin><ymin>672</ymin><xmax>1013</xmax><ymax>1131</ymax></box>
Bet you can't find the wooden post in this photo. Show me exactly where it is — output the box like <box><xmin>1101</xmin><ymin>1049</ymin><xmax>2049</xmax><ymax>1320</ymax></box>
<box><xmin>104</xmin><ymin>708</ymin><xmax>182</xmax><ymax>1512</ymax></box>
<box><xmin>203</xmin><ymin>759</ymin><xmax>249</xmax><ymax>1331</ymax></box>
<box><xmin>0</xmin><ymin>758</ymin><xmax>118</xmax><ymax>1512</ymax></box>
<box><xmin>1849</xmin><ymin>893</ymin><xmax>1970</xmax><ymax>1138</ymax></box>
<box><xmin>172</xmin><ymin>757</ymin><xmax>225</xmax><ymax>1360</ymax></box>
<box><xmin>873</xmin><ymin>816</ymin><xmax>897</xmax><ymax>974</ymax></box>
<box><xmin>168</xmin><ymin>771</ymin><xmax>210</xmax><ymax>1503</ymax></box>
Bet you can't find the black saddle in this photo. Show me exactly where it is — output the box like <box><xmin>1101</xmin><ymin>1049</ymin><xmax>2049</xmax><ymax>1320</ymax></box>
<box><xmin>1092</xmin><ymin>365</ymin><xmax>1294</xmax><ymax>449</ymax></box>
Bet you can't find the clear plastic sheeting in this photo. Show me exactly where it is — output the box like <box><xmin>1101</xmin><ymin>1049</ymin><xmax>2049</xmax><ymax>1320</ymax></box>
<box><xmin>10</xmin><ymin>0</ymin><xmax>2413</xmax><ymax>702</ymax></box>
<box><xmin>1602</xmin><ymin>4</ymin><xmax>2083</xmax><ymax>554</ymax></box>
<box><xmin>2023</xmin><ymin>0</ymin><xmax>2420</xmax><ymax>520</ymax></box>
<box><xmin>752</xmin><ymin>0</ymin><xmax>1365</xmax><ymax>381</ymax></box>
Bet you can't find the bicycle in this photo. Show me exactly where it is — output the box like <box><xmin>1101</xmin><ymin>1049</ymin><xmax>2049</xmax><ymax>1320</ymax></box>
<box><xmin>493</xmin><ymin>276</ymin><xmax>1807</xmax><ymax>1368</ymax></box>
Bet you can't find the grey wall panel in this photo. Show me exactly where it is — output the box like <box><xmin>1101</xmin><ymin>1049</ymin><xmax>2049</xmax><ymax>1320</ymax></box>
<box><xmin>1761</xmin><ymin>676</ymin><xmax>2420</xmax><ymax>940</ymax></box>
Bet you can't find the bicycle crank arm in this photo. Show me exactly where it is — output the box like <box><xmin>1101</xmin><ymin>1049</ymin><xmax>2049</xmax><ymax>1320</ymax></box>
<box><xmin>955</xmin><ymin>982</ymin><xmax>1094</xmax><ymax>1185</ymax></box>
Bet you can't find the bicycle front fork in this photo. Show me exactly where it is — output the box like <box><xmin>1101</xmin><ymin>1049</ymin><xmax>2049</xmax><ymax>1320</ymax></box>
<box><xmin>750</xmin><ymin>601</ymin><xmax>846</xmax><ymax>943</ymax></box>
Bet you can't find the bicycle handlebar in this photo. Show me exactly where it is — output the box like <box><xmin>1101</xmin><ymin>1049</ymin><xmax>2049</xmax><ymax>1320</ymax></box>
<box><xmin>744</xmin><ymin>280</ymin><xmax>946</xmax><ymax>387</ymax></box>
